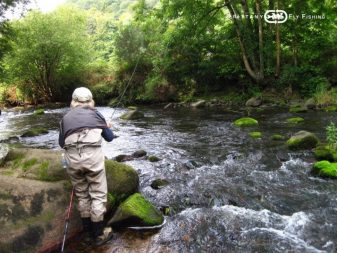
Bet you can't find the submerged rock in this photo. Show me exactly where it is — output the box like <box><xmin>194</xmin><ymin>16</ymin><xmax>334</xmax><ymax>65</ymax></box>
<box><xmin>289</xmin><ymin>105</ymin><xmax>308</xmax><ymax>113</ymax></box>
<box><xmin>108</xmin><ymin>193</ymin><xmax>164</xmax><ymax>227</ymax></box>
<box><xmin>234</xmin><ymin>117</ymin><xmax>258</xmax><ymax>127</ymax></box>
<box><xmin>271</xmin><ymin>134</ymin><xmax>285</xmax><ymax>141</ymax></box>
<box><xmin>115</xmin><ymin>154</ymin><xmax>134</xmax><ymax>162</ymax></box>
<box><xmin>286</xmin><ymin>131</ymin><xmax>319</xmax><ymax>150</ymax></box>
<box><xmin>312</xmin><ymin>160</ymin><xmax>337</xmax><ymax>178</ymax></box>
<box><xmin>21</xmin><ymin>127</ymin><xmax>49</xmax><ymax>137</ymax></box>
<box><xmin>151</xmin><ymin>179</ymin><xmax>169</xmax><ymax>190</ymax></box>
<box><xmin>148</xmin><ymin>155</ymin><xmax>160</xmax><ymax>162</ymax></box>
<box><xmin>286</xmin><ymin>117</ymin><xmax>304</xmax><ymax>124</ymax></box>
<box><xmin>132</xmin><ymin>150</ymin><xmax>147</xmax><ymax>158</ymax></box>
<box><xmin>120</xmin><ymin>110</ymin><xmax>144</xmax><ymax>120</ymax></box>
<box><xmin>33</xmin><ymin>108</ymin><xmax>45</xmax><ymax>115</ymax></box>
<box><xmin>249</xmin><ymin>131</ymin><xmax>262</xmax><ymax>139</ymax></box>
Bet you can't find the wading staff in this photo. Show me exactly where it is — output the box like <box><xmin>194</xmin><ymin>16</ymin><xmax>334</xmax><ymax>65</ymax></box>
<box><xmin>61</xmin><ymin>186</ymin><xmax>75</xmax><ymax>252</ymax></box>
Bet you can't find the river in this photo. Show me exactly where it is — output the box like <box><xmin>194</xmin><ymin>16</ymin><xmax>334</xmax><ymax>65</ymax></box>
<box><xmin>0</xmin><ymin>105</ymin><xmax>336</xmax><ymax>252</ymax></box>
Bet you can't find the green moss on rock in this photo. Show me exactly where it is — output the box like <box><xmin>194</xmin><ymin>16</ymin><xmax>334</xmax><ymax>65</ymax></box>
<box><xmin>314</xmin><ymin>145</ymin><xmax>337</xmax><ymax>162</ymax></box>
<box><xmin>21</xmin><ymin>127</ymin><xmax>48</xmax><ymax>137</ymax></box>
<box><xmin>286</xmin><ymin>117</ymin><xmax>304</xmax><ymax>124</ymax></box>
<box><xmin>33</xmin><ymin>109</ymin><xmax>45</xmax><ymax>115</ymax></box>
<box><xmin>148</xmin><ymin>156</ymin><xmax>160</xmax><ymax>162</ymax></box>
<box><xmin>108</xmin><ymin>193</ymin><xmax>164</xmax><ymax>227</ymax></box>
<box><xmin>234</xmin><ymin>117</ymin><xmax>258</xmax><ymax>127</ymax></box>
<box><xmin>271</xmin><ymin>134</ymin><xmax>285</xmax><ymax>141</ymax></box>
<box><xmin>313</xmin><ymin>160</ymin><xmax>337</xmax><ymax>178</ymax></box>
<box><xmin>105</xmin><ymin>160</ymin><xmax>139</xmax><ymax>199</ymax></box>
<box><xmin>286</xmin><ymin>131</ymin><xmax>319</xmax><ymax>150</ymax></box>
<box><xmin>325</xmin><ymin>105</ymin><xmax>337</xmax><ymax>112</ymax></box>
<box><xmin>249</xmin><ymin>131</ymin><xmax>262</xmax><ymax>139</ymax></box>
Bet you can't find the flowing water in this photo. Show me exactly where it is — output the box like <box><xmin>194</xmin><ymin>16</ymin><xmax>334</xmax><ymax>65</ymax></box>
<box><xmin>0</xmin><ymin>106</ymin><xmax>337</xmax><ymax>252</ymax></box>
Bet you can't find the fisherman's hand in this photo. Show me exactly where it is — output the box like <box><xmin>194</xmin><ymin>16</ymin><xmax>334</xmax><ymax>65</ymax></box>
<box><xmin>107</xmin><ymin>122</ymin><xmax>112</xmax><ymax>128</ymax></box>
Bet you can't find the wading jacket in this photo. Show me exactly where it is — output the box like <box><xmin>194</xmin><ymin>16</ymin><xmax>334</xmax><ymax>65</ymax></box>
<box><xmin>58</xmin><ymin>106</ymin><xmax>113</xmax><ymax>148</ymax></box>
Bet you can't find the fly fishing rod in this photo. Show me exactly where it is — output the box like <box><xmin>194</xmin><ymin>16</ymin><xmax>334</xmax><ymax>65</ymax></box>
<box><xmin>110</xmin><ymin>48</ymin><xmax>144</xmax><ymax>121</ymax></box>
<box><xmin>61</xmin><ymin>186</ymin><xmax>75</xmax><ymax>253</ymax></box>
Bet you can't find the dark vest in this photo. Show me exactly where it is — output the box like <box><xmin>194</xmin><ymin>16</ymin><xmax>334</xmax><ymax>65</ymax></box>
<box><xmin>61</xmin><ymin>107</ymin><xmax>107</xmax><ymax>139</ymax></box>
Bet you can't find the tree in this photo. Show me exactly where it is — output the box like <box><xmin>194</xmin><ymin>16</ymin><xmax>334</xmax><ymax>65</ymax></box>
<box><xmin>2</xmin><ymin>7</ymin><xmax>92</xmax><ymax>103</ymax></box>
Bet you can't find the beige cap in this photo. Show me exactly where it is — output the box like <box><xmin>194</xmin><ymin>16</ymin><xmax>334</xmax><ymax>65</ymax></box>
<box><xmin>72</xmin><ymin>87</ymin><xmax>93</xmax><ymax>102</ymax></box>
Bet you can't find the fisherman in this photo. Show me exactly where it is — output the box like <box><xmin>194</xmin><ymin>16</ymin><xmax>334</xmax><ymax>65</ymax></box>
<box><xmin>59</xmin><ymin>87</ymin><xmax>114</xmax><ymax>246</ymax></box>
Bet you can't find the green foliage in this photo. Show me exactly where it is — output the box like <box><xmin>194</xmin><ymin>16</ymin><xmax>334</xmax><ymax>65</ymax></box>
<box><xmin>2</xmin><ymin>7</ymin><xmax>92</xmax><ymax>103</ymax></box>
<box><xmin>313</xmin><ymin>160</ymin><xmax>337</xmax><ymax>178</ymax></box>
<box><xmin>326</xmin><ymin>122</ymin><xmax>337</xmax><ymax>150</ymax></box>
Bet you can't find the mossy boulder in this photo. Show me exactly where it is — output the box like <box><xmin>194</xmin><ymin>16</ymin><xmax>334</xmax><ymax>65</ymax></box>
<box><xmin>105</xmin><ymin>160</ymin><xmax>139</xmax><ymax>205</ymax></box>
<box><xmin>271</xmin><ymin>134</ymin><xmax>285</xmax><ymax>141</ymax></box>
<box><xmin>249</xmin><ymin>131</ymin><xmax>262</xmax><ymax>139</ymax></box>
<box><xmin>21</xmin><ymin>127</ymin><xmax>48</xmax><ymax>137</ymax></box>
<box><xmin>1</xmin><ymin>148</ymin><xmax>67</xmax><ymax>181</ymax></box>
<box><xmin>234</xmin><ymin>117</ymin><xmax>258</xmax><ymax>127</ymax></box>
<box><xmin>108</xmin><ymin>193</ymin><xmax>164</xmax><ymax>227</ymax></box>
<box><xmin>33</xmin><ymin>108</ymin><xmax>45</xmax><ymax>115</ymax></box>
<box><xmin>289</xmin><ymin>105</ymin><xmax>308</xmax><ymax>113</ymax></box>
<box><xmin>312</xmin><ymin>160</ymin><xmax>337</xmax><ymax>178</ymax></box>
<box><xmin>286</xmin><ymin>117</ymin><xmax>304</xmax><ymax>124</ymax></box>
<box><xmin>314</xmin><ymin>144</ymin><xmax>337</xmax><ymax>162</ymax></box>
<box><xmin>286</xmin><ymin>131</ymin><xmax>319</xmax><ymax>150</ymax></box>
<box><xmin>120</xmin><ymin>110</ymin><xmax>144</xmax><ymax>120</ymax></box>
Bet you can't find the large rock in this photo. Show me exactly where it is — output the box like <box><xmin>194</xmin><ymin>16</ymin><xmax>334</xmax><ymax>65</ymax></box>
<box><xmin>286</xmin><ymin>131</ymin><xmax>319</xmax><ymax>150</ymax></box>
<box><xmin>0</xmin><ymin>175</ymin><xmax>81</xmax><ymax>253</ymax></box>
<box><xmin>314</xmin><ymin>144</ymin><xmax>337</xmax><ymax>162</ymax></box>
<box><xmin>0</xmin><ymin>148</ymin><xmax>140</xmax><ymax>252</ymax></box>
<box><xmin>245</xmin><ymin>97</ymin><xmax>262</xmax><ymax>107</ymax></box>
<box><xmin>108</xmin><ymin>193</ymin><xmax>164</xmax><ymax>227</ymax></box>
<box><xmin>105</xmin><ymin>160</ymin><xmax>139</xmax><ymax>206</ymax></box>
<box><xmin>120</xmin><ymin>110</ymin><xmax>144</xmax><ymax>120</ymax></box>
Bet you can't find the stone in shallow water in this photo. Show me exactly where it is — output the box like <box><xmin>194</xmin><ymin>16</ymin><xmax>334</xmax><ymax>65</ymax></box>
<box><xmin>234</xmin><ymin>117</ymin><xmax>258</xmax><ymax>127</ymax></box>
<box><xmin>120</xmin><ymin>110</ymin><xmax>144</xmax><ymax>120</ymax></box>
<box><xmin>21</xmin><ymin>127</ymin><xmax>48</xmax><ymax>137</ymax></box>
<box><xmin>286</xmin><ymin>131</ymin><xmax>319</xmax><ymax>150</ymax></box>
<box><xmin>151</xmin><ymin>179</ymin><xmax>169</xmax><ymax>190</ymax></box>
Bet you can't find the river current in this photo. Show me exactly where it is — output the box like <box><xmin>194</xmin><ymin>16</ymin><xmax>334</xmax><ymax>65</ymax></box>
<box><xmin>0</xmin><ymin>106</ymin><xmax>336</xmax><ymax>252</ymax></box>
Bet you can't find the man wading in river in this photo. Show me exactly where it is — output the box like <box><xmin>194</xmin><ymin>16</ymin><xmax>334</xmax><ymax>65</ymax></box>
<box><xmin>59</xmin><ymin>87</ymin><xmax>114</xmax><ymax>246</ymax></box>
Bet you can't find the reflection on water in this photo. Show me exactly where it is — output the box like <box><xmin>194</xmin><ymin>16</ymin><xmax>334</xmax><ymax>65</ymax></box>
<box><xmin>1</xmin><ymin>106</ymin><xmax>337</xmax><ymax>252</ymax></box>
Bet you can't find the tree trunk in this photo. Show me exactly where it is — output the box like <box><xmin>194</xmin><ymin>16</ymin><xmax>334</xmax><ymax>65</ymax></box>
<box><xmin>225</xmin><ymin>0</ymin><xmax>259</xmax><ymax>82</ymax></box>
<box><xmin>275</xmin><ymin>0</ymin><xmax>281</xmax><ymax>77</ymax></box>
<box><xmin>255</xmin><ymin>0</ymin><xmax>264</xmax><ymax>82</ymax></box>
